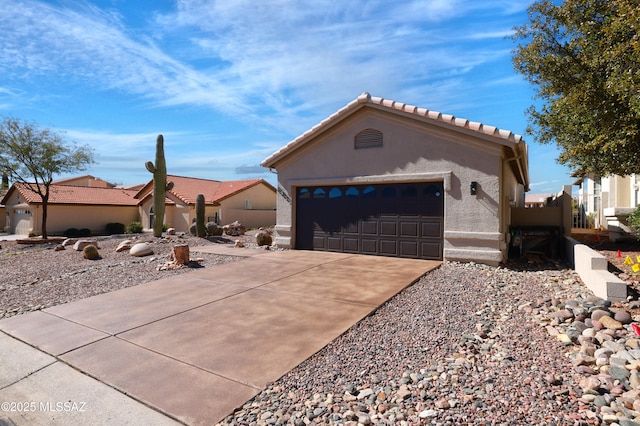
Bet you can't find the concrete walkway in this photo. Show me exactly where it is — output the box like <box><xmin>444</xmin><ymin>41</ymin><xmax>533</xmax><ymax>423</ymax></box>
<box><xmin>0</xmin><ymin>249</ymin><xmax>440</xmax><ymax>425</ymax></box>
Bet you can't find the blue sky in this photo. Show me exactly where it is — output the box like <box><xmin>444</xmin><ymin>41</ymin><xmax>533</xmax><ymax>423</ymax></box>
<box><xmin>1</xmin><ymin>0</ymin><xmax>572</xmax><ymax>193</ymax></box>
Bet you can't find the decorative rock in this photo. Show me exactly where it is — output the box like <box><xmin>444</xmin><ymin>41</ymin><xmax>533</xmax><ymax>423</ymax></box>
<box><xmin>83</xmin><ymin>245</ymin><xmax>100</xmax><ymax>260</ymax></box>
<box><xmin>234</xmin><ymin>240</ymin><xmax>244</xmax><ymax>248</ymax></box>
<box><xmin>54</xmin><ymin>245</ymin><xmax>65</xmax><ymax>252</ymax></box>
<box><xmin>116</xmin><ymin>240</ymin><xmax>133</xmax><ymax>252</ymax></box>
<box><xmin>615</xmin><ymin>310</ymin><xmax>633</xmax><ymax>324</ymax></box>
<box><xmin>592</xmin><ymin>309</ymin><xmax>612</xmax><ymax>322</ymax></box>
<box><xmin>73</xmin><ymin>240</ymin><xmax>98</xmax><ymax>251</ymax></box>
<box><xmin>600</xmin><ymin>315</ymin><xmax>623</xmax><ymax>330</ymax></box>
<box><xmin>166</xmin><ymin>227</ymin><xmax>176</xmax><ymax>235</ymax></box>
<box><xmin>551</xmin><ymin>309</ymin><xmax>574</xmax><ymax>321</ymax></box>
<box><xmin>62</xmin><ymin>238</ymin><xmax>77</xmax><ymax>247</ymax></box>
<box><xmin>223</xmin><ymin>220</ymin><xmax>246</xmax><ymax>236</ymax></box>
<box><xmin>129</xmin><ymin>242</ymin><xmax>153</xmax><ymax>257</ymax></box>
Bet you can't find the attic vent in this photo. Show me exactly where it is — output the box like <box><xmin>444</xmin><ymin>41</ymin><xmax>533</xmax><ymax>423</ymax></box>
<box><xmin>354</xmin><ymin>128</ymin><xmax>383</xmax><ymax>149</ymax></box>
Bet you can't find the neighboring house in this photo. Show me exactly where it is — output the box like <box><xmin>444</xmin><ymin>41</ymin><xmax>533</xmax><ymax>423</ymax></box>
<box><xmin>524</xmin><ymin>193</ymin><xmax>553</xmax><ymax>208</ymax></box>
<box><xmin>262</xmin><ymin>93</ymin><xmax>529</xmax><ymax>264</ymax></box>
<box><xmin>574</xmin><ymin>174</ymin><xmax>640</xmax><ymax>239</ymax></box>
<box><xmin>52</xmin><ymin>175</ymin><xmax>117</xmax><ymax>188</ymax></box>
<box><xmin>1</xmin><ymin>183</ymin><xmax>139</xmax><ymax>235</ymax></box>
<box><xmin>135</xmin><ymin>175</ymin><xmax>276</xmax><ymax>233</ymax></box>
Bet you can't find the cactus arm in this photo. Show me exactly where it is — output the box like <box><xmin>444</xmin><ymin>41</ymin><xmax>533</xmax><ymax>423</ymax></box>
<box><xmin>166</xmin><ymin>181</ymin><xmax>174</xmax><ymax>191</ymax></box>
<box><xmin>145</xmin><ymin>161</ymin><xmax>156</xmax><ymax>173</ymax></box>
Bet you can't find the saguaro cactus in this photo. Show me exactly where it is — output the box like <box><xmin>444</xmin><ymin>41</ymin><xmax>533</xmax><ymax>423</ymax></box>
<box><xmin>145</xmin><ymin>134</ymin><xmax>173</xmax><ymax>237</ymax></box>
<box><xmin>195</xmin><ymin>193</ymin><xmax>206</xmax><ymax>237</ymax></box>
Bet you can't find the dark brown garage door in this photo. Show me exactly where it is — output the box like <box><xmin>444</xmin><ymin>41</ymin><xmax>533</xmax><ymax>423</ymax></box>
<box><xmin>295</xmin><ymin>182</ymin><xmax>444</xmax><ymax>260</ymax></box>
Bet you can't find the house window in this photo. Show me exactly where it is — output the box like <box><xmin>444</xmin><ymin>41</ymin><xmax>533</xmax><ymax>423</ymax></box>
<box><xmin>245</xmin><ymin>199</ymin><xmax>253</xmax><ymax>210</ymax></box>
<box><xmin>354</xmin><ymin>128</ymin><xmax>383</xmax><ymax>149</ymax></box>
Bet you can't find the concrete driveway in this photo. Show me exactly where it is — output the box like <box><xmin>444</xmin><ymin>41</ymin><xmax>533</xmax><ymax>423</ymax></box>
<box><xmin>0</xmin><ymin>249</ymin><xmax>440</xmax><ymax>425</ymax></box>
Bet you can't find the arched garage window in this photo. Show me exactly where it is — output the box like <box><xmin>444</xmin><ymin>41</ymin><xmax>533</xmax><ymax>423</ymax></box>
<box><xmin>354</xmin><ymin>128</ymin><xmax>383</xmax><ymax>149</ymax></box>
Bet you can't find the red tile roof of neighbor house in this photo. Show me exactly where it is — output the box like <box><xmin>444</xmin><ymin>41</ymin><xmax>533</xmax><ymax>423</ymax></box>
<box><xmin>135</xmin><ymin>175</ymin><xmax>275</xmax><ymax>205</ymax></box>
<box><xmin>9</xmin><ymin>182</ymin><xmax>139</xmax><ymax>206</ymax></box>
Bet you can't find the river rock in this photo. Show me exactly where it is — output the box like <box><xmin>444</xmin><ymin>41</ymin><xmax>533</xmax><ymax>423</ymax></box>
<box><xmin>600</xmin><ymin>315</ymin><xmax>624</xmax><ymax>330</ymax></box>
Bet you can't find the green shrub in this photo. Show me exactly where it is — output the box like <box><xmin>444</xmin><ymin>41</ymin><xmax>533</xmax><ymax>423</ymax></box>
<box><xmin>126</xmin><ymin>222</ymin><xmax>144</xmax><ymax>234</ymax></box>
<box><xmin>106</xmin><ymin>222</ymin><xmax>125</xmax><ymax>235</ymax></box>
<box><xmin>79</xmin><ymin>228</ymin><xmax>91</xmax><ymax>237</ymax></box>
<box><xmin>627</xmin><ymin>206</ymin><xmax>640</xmax><ymax>237</ymax></box>
<box><xmin>63</xmin><ymin>228</ymin><xmax>81</xmax><ymax>238</ymax></box>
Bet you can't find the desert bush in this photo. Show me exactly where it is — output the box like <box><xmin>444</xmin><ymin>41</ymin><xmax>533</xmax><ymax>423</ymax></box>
<box><xmin>106</xmin><ymin>222</ymin><xmax>125</xmax><ymax>235</ymax></box>
<box><xmin>126</xmin><ymin>222</ymin><xmax>144</xmax><ymax>234</ymax></box>
<box><xmin>627</xmin><ymin>206</ymin><xmax>640</xmax><ymax>237</ymax></box>
<box><xmin>79</xmin><ymin>228</ymin><xmax>91</xmax><ymax>237</ymax></box>
<box><xmin>63</xmin><ymin>228</ymin><xmax>81</xmax><ymax>238</ymax></box>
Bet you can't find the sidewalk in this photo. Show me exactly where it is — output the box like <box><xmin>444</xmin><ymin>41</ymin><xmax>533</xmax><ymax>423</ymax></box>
<box><xmin>0</xmin><ymin>250</ymin><xmax>439</xmax><ymax>425</ymax></box>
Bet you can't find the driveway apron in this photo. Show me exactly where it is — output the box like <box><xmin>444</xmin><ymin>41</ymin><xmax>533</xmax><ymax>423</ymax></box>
<box><xmin>0</xmin><ymin>250</ymin><xmax>440</xmax><ymax>425</ymax></box>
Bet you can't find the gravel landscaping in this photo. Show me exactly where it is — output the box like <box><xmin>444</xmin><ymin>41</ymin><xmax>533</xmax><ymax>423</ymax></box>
<box><xmin>2</xmin><ymin>232</ymin><xmax>640</xmax><ymax>425</ymax></box>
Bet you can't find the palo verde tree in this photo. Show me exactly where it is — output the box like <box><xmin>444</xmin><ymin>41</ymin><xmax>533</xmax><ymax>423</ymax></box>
<box><xmin>512</xmin><ymin>0</ymin><xmax>640</xmax><ymax>176</ymax></box>
<box><xmin>0</xmin><ymin>117</ymin><xmax>94</xmax><ymax>239</ymax></box>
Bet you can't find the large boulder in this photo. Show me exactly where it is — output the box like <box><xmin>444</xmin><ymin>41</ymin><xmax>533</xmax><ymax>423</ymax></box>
<box><xmin>130</xmin><ymin>242</ymin><xmax>153</xmax><ymax>257</ymax></box>
<box><xmin>73</xmin><ymin>240</ymin><xmax>98</xmax><ymax>251</ymax></box>
<box><xmin>115</xmin><ymin>240</ymin><xmax>133</xmax><ymax>253</ymax></box>
<box><xmin>223</xmin><ymin>221</ymin><xmax>246</xmax><ymax>236</ymax></box>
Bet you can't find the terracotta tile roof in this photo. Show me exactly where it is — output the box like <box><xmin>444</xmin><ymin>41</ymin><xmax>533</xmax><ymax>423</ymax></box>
<box><xmin>136</xmin><ymin>175</ymin><xmax>275</xmax><ymax>205</ymax></box>
<box><xmin>11</xmin><ymin>182</ymin><xmax>139</xmax><ymax>206</ymax></box>
<box><xmin>262</xmin><ymin>92</ymin><xmax>526</xmax><ymax>168</ymax></box>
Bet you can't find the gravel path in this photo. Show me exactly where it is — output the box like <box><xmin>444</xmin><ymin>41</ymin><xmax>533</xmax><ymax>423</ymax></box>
<box><xmin>218</xmin><ymin>260</ymin><xmax>640</xmax><ymax>426</ymax></box>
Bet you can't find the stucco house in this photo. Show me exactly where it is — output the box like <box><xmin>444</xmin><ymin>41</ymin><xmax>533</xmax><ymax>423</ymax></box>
<box><xmin>135</xmin><ymin>175</ymin><xmax>276</xmax><ymax>233</ymax></box>
<box><xmin>262</xmin><ymin>93</ymin><xmax>529</xmax><ymax>264</ymax></box>
<box><xmin>1</xmin><ymin>182</ymin><xmax>139</xmax><ymax>235</ymax></box>
<box><xmin>574</xmin><ymin>174</ymin><xmax>640</xmax><ymax>240</ymax></box>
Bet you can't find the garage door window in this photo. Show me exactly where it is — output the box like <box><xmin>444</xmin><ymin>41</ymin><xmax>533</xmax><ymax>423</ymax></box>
<box><xmin>329</xmin><ymin>187</ymin><xmax>342</xmax><ymax>198</ymax></box>
<box><xmin>346</xmin><ymin>187</ymin><xmax>359</xmax><ymax>197</ymax></box>
<box><xmin>312</xmin><ymin>188</ymin><xmax>326</xmax><ymax>198</ymax></box>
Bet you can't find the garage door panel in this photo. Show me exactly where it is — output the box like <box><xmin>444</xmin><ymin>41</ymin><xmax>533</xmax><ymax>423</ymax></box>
<box><xmin>421</xmin><ymin>221</ymin><xmax>442</xmax><ymax>238</ymax></box>
<box><xmin>361</xmin><ymin>239</ymin><xmax>377</xmax><ymax>254</ymax></box>
<box><xmin>343</xmin><ymin>238</ymin><xmax>359</xmax><ymax>252</ymax></box>
<box><xmin>421</xmin><ymin>241</ymin><xmax>443</xmax><ymax>259</ymax></box>
<box><xmin>380</xmin><ymin>221</ymin><xmax>397</xmax><ymax>236</ymax></box>
<box><xmin>312</xmin><ymin>236</ymin><xmax>326</xmax><ymax>250</ymax></box>
<box><xmin>400</xmin><ymin>222</ymin><xmax>419</xmax><ymax>237</ymax></box>
<box><xmin>380</xmin><ymin>240</ymin><xmax>398</xmax><ymax>256</ymax></box>
<box><xmin>400</xmin><ymin>241</ymin><xmax>419</xmax><ymax>257</ymax></box>
<box><xmin>296</xmin><ymin>182</ymin><xmax>443</xmax><ymax>260</ymax></box>
<box><xmin>327</xmin><ymin>237</ymin><xmax>342</xmax><ymax>251</ymax></box>
<box><xmin>344</xmin><ymin>221</ymin><xmax>359</xmax><ymax>234</ymax></box>
<box><xmin>362</xmin><ymin>221</ymin><xmax>377</xmax><ymax>235</ymax></box>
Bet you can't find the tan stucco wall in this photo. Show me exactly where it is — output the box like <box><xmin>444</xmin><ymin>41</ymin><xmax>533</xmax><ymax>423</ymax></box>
<box><xmin>138</xmin><ymin>194</ymin><xmax>219</xmax><ymax>234</ymax></box>
<box><xmin>220</xmin><ymin>184</ymin><xmax>276</xmax><ymax>210</ymax></box>
<box><xmin>31</xmin><ymin>204</ymin><xmax>139</xmax><ymax>235</ymax></box>
<box><xmin>271</xmin><ymin>109</ymin><xmax>519</xmax><ymax>264</ymax></box>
